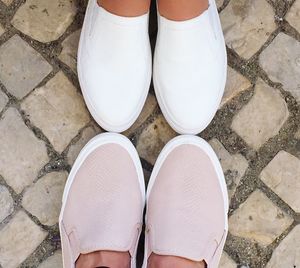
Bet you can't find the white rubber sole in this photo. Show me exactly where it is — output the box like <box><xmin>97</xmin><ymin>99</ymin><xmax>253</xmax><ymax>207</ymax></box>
<box><xmin>59</xmin><ymin>133</ymin><xmax>145</xmax><ymax>268</ymax></box>
<box><xmin>153</xmin><ymin>0</ymin><xmax>227</xmax><ymax>135</ymax></box>
<box><xmin>142</xmin><ymin>135</ymin><xmax>229</xmax><ymax>268</ymax></box>
<box><xmin>77</xmin><ymin>0</ymin><xmax>152</xmax><ymax>133</ymax></box>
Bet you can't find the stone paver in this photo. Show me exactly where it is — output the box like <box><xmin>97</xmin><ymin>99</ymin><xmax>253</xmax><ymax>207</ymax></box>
<box><xmin>259</xmin><ymin>33</ymin><xmax>300</xmax><ymax>103</ymax></box>
<box><xmin>0</xmin><ymin>35</ymin><xmax>52</xmax><ymax>99</ymax></box>
<box><xmin>0</xmin><ymin>0</ymin><xmax>299</xmax><ymax>266</ymax></box>
<box><xmin>260</xmin><ymin>151</ymin><xmax>300</xmax><ymax>213</ymax></box>
<box><xmin>0</xmin><ymin>24</ymin><xmax>4</xmax><ymax>36</ymax></box>
<box><xmin>1</xmin><ymin>0</ymin><xmax>13</xmax><ymax>6</ymax></box>
<box><xmin>39</xmin><ymin>250</ymin><xmax>62</xmax><ymax>268</ymax></box>
<box><xmin>210</xmin><ymin>139</ymin><xmax>248</xmax><ymax>200</ymax></box>
<box><xmin>220</xmin><ymin>0</ymin><xmax>276</xmax><ymax>59</ymax></box>
<box><xmin>136</xmin><ymin>114</ymin><xmax>177</xmax><ymax>165</ymax></box>
<box><xmin>0</xmin><ymin>108</ymin><xmax>49</xmax><ymax>193</ymax></box>
<box><xmin>229</xmin><ymin>190</ymin><xmax>293</xmax><ymax>246</ymax></box>
<box><xmin>220</xmin><ymin>252</ymin><xmax>237</xmax><ymax>268</ymax></box>
<box><xmin>286</xmin><ymin>0</ymin><xmax>300</xmax><ymax>33</ymax></box>
<box><xmin>21</xmin><ymin>72</ymin><xmax>90</xmax><ymax>153</ymax></box>
<box><xmin>296</xmin><ymin>128</ymin><xmax>300</xmax><ymax>139</ymax></box>
<box><xmin>22</xmin><ymin>172</ymin><xmax>67</xmax><ymax>226</ymax></box>
<box><xmin>0</xmin><ymin>211</ymin><xmax>47</xmax><ymax>268</ymax></box>
<box><xmin>266</xmin><ymin>225</ymin><xmax>300</xmax><ymax>268</ymax></box>
<box><xmin>231</xmin><ymin>79</ymin><xmax>289</xmax><ymax>150</ymax></box>
<box><xmin>216</xmin><ymin>0</ymin><xmax>224</xmax><ymax>8</ymax></box>
<box><xmin>0</xmin><ymin>90</ymin><xmax>8</xmax><ymax>112</ymax></box>
<box><xmin>12</xmin><ymin>0</ymin><xmax>77</xmax><ymax>43</ymax></box>
<box><xmin>0</xmin><ymin>185</ymin><xmax>14</xmax><ymax>222</ymax></box>
<box><xmin>59</xmin><ymin>29</ymin><xmax>81</xmax><ymax>74</ymax></box>
<box><xmin>67</xmin><ymin>126</ymin><xmax>101</xmax><ymax>165</ymax></box>
<box><xmin>221</xmin><ymin>67</ymin><xmax>252</xmax><ymax>107</ymax></box>
<box><xmin>124</xmin><ymin>94</ymin><xmax>157</xmax><ymax>136</ymax></box>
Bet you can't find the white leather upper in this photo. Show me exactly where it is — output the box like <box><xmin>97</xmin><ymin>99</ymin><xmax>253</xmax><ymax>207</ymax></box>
<box><xmin>78</xmin><ymin>0</ymin><xmax>152</xmax><ymax>132</ymax></box>
<box><xmin>154</xmin><ymin>0</ymin><xmax>227</xmax><ymax>134</ymax></box>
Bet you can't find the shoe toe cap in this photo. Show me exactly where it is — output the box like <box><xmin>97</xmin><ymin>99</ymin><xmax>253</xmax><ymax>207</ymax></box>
<box><xmin>155</xmin><ymin>60</ymin><xmax>226</xmax><ymax>134</ymax></box>
<box><xmin>81</xmin><ymin>78</ymin><xmax>147</xmax><ymax>132</ymax></box>
<box><xmin>79</xmin><ymin>58</ymin><xmax>150</xmax><ymax>132</ymax></box>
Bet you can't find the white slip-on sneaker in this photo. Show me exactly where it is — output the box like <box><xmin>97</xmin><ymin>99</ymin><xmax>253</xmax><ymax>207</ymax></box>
<box><xmin>78</xmin><ymin>0</ymin><xmax>152</xmax><ymax>132</ymax></box>
<box><xmin>59</xmin><ymin>133</ymin><xmax>145</xmax><ymax>268</ymax></box>
<box><xmin>153</xmin><ymin>0</ymin><xmax>227</xmax><ymax>135</ymax></box>
<box><xmin>143</xmin><ymin>135</ymin><xmax>229</xmax><ymax>268</ymax></box>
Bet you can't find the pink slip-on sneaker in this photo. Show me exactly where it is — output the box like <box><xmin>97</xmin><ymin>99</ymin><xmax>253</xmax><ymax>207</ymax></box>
<box><xmin>59</xmin><ymin>133</ymin><xmax>145</xmax><ymax>268</ymax></box>
<box><xmin>144</xmin><ymin>135</ymin><xmax>229</xmax><ymax>268</ymax></box>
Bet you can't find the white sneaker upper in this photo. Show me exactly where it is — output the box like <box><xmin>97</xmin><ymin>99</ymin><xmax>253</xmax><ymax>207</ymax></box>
<box><xmin>78</xmin><ymin>0</ymin><xmax>152</xmax><ymax>132</ymax></box>
<box><xmin>154</xmin><ymin>0</ymin><xmax>227</xmax><ymax>134</ymax></box>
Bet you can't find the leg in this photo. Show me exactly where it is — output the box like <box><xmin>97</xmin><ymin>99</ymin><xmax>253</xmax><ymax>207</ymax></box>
<box><xmin>99</xmin><ymin>0</ymin><xmax>151</xmax><ymax>17</ymax></box>
<box><xmin>148</xmin><ymin>254</ymin><xmax>206</xmax><ymax>268</ymax></box>
<box><xmin>153</xmin><ymin>0</ymin><xmax>227</xmax><ymax>135</ymax></box>
<box><xmin>60</xmin><ymin>134</ymin><xmax>145</xmax><ymax>267</ymax></box>
<box><xmin>157</xmin><ymin>0</ymin><xmax>209</xmax><ymax>21</ymax></box>
<box><xmin>78</xmin><ymin>0</ymin><xmax>152</xmax><ymax>132</ymax></box>
<box><xmin>144</xmin><ymin>136</ymin><xmax>228</xmax><ymax>267</ymax></box>
<box><xmin>76</xmin><ymin>251</ymin><xmax>130</xmax><ymax>268</ymax></box>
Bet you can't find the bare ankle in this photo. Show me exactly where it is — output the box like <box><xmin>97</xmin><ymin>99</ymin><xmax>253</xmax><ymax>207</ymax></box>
<box><xmin>76</xmin><ymin>250</ymin><xmax>130</xmax><ymax>268</ymax></box>
<box><xmin>98</xmin><ymin>0</ymin><xmax>151</xmax><ymax>17</ymax></box>
<box><xmin>147</xmin><ymin>253</ymin><xmax>206</xmax><ymax>268</ymax></box>
<box><xmin>158</xmin><ymin>0</ymin><xmax>209</xmax><ymax>21</ymax></box>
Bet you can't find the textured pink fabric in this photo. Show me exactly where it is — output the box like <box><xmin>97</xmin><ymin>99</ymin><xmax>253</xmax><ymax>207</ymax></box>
<box><xmin>146</xmin><ymin>144</ymin><xmax>227</xmax><ymax>267</ymax></box>
<box><xmin>61</xmin><ymin>144</ymin><xmax>144</xmax><ymax>267</ymax></box>
<box><xmin>60</xmin><ymin>223</ymin><xmax>74</xmax><ymax>268</ymax></box>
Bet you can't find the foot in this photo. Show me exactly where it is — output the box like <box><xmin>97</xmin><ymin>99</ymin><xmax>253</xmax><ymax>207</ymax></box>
<box><xmin>158</xmin><ymin>0</ymin><xmax>209</xmax><ymax>21</ymax></box>
<box><xmin>78</xmin><ymin>0</ymin><xmax>152</xmax><ymax>132</ymax></box>
<box><xmin>59</xmin><ymin>133</ymin><xmax>145</xmax><ymax>267</ymax></box>
<box><xmin>148</xmin><ymin>253</ymin><xmax>206</xmax><ymax>268</ymax></box>
<box><xmin>76</xmin><ymin>250</ymin><xmax>130</xmax><ymax>268</ymax></box>
<box><xmin>154</xmin><ymin>0</ymin><xmax>227</xmax><ymax>134</ymax></box>
<box><xmin>99</xmin><ymin>0</ymin><xmax>151</xmax><ymax>17</ymax></box>
<box><xmin>143</xmin><ymin>135</ymin><xmax>228</xmax><ymax>267</ymax></box>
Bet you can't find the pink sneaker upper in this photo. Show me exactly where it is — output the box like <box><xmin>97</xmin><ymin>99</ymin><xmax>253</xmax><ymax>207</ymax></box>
<box><xmin>145</xmin><ymin>139</ymin><xmax>228</xmax><ymax>267</ymax></box>
<box><xmin>60</xmin><ymin>137</ymin><xmax>145</xmax><ymax>267</ymax></box>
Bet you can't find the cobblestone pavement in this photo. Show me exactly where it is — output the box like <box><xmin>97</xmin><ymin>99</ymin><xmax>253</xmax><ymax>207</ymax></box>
<box><xmin>0</xmin><ymin>0</ymin><xmax>299</xmax><ymax>267</ymax></box>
